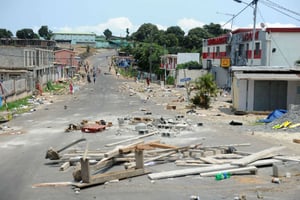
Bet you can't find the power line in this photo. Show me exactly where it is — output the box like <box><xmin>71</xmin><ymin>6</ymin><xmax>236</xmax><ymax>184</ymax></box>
<box><xmin>260</xmin><ymin>0</ymin><xmax>300</xmax><ymax>22</ymax></box>
<box><xmin>264</xmin><ymin>0</ymin><xmax>300</xmax><ymax>17</ymax></box>
<box><xmin>222</xmin><ymin>1</ymin><xmax>254</xmax><ymax>28</ymax></box>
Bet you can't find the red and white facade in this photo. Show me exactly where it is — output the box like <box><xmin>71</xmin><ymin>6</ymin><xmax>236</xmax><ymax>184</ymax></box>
<box><xmin>202</xmin><ymin>27</ymin><xmax>300</xmax><ymax>88</ymax></box>
<box><xmin>202</xmin><ymin>27</ymin><xmax>300</xmax><ymax>112</ymax></box>
<box><xmin>203</xmin><ymin>27</ymin><xmax>300</xmax><ymax>68</ymax></box>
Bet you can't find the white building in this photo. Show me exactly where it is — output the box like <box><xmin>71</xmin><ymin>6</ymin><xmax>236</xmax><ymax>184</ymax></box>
<box><xmin>202</xmin><ymin>27</ymin><xmax>300</xmax><ymax>112</ymax></box>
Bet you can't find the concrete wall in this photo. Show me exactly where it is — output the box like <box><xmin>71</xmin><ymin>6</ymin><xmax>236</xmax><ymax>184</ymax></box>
<box><xmin>267</xmin><ymin>32</ymin><xmax>300</xmax><ymax>66</ymax></box>
<box><xmin>287</xmin><ymin>81</ymin><xmax>300</xmax><ymax>105</ymax></box>
<box><xmin>0</xmin><ymin>47</ymin><xmax>25</xmax><ymax>68</ymax></box>
<box><xmin>176</xmin><ymin>69</ymin><xmax>207</xmax><ymax>86</ymax></box>
<box><xmin>233</xmin><ymin>77</ymin><xmax>300</xmax><ymax>112</ymax></box>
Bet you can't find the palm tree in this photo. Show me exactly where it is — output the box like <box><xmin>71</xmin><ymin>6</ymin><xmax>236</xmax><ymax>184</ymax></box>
<box><xmin>193</xmin><ymin>73</ymin><xmax>218</xmax><ymax>109</ymax></box>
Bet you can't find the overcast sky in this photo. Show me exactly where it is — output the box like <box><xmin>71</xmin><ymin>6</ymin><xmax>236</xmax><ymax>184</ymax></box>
<box><xmin>1</xmin><ymin>0</ymin><xmax>299</xmax><ymax>36</ymax></box>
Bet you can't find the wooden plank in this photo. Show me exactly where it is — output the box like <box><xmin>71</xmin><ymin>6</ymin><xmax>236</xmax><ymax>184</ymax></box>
<box><xmin>200</xmin><ymin>166</ymin><xmax>258</xmax><ymax>177</ymax></box>
<box><xmin>148</xmin><ymin>164</ymin><xmax>238</xmax><ymax>180</ymax></box>
<box><xmin>105</xmin><ymin>131</ymin><xmax>157</xmax><ymax>147</ymax></box>
<box><xmin>273</xmin><ymin>156</ymin><xmax>300</xmax><ymax>162</ymax></box>
<box><xmin>248</xmin><ymin>159</ymin><xmax>282</xmax><ymax>167</ymax></box>
<box><xmin>212</xmin><ymin>154</ymin><xmax>243</xmax><ymax>159</ymax></box>
<box><xmin>80</xmin><ymin>158</ymin><xmax>91</xmax><ymax>183</ymax></box>
<box><xmin>149</xmin><ymin>142</ymin><xmax>177</xmax><ymax>149</ymax></box>
<box><xmin>90</xmin><ymin>158</ymin><xmax>114</xmax><ymax>171</ymax></box>
<box><xmin>32</xmin><ymin>182</ymin><xmax>73</xmax><ymax>188</ymax></box>
<box><xmin>75</xmin><ymin>168</ymin><xmax>148</xmax><ymax>188</ymax></box>
<box><xmin>135</xmin><ymin>150</ymin><xmax>144</xmax><ymax>169</ymax></box>
<box><xmin>104</xmin><ymin>146</ymin><xmax>121</xmax><ymax>158</ymax></box>
<box><xmin>199</xmin><ymin>157</ymin><xmax>224</xmax><ymax>164</ymax></box>
<box><xmin>60</xmin><ymin>161</ymin><xmax>70</xmax><ymax>171</ymax></box>
<box><xmin>118</xmin><ymin>141</ymin><xmax>145</xmax><ymax>154</ymax></box>
<box><xmin>126</xmin><ymin>151</ymin><xmax>177</xmax><ymax>169</ymax></box>
<box><xmin>231</xmin><ymin>146</ymin><xmax>286</xmax><ymax>166</ymax></box>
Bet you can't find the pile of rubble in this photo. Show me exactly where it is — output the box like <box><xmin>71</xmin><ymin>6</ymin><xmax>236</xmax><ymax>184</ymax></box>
<box><xmin>34</xmin><ymin>114</ymin><xmax>300</xmax><ymax>191</ymax></box>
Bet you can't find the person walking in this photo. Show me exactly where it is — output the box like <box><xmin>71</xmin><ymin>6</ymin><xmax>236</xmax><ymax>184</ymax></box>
<box><xmin>93</xmin><ymin>70</ymin><xmax>96</xmax><ymax>84</ymax></box>
<box><xmin>87</xmin><ymin>72</ymin><xmax>91</xmax><ymax>83</ymax></box>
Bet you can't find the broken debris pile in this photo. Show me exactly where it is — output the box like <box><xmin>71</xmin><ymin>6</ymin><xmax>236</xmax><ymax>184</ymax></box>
<box><xmin>259</xmin><ymin>105</ymin><xmax>300</xmax><ymax>132</ymax></box>
<box><xmin>38</xmin><ymin>134</ymin><xmax>300</xmax><ymax>190</ymax></box>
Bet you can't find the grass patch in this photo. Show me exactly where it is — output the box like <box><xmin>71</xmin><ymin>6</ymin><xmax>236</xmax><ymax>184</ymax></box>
<box><xmin>0</xmin><ymin>96</ymin><xmax>32</xmax><ymax>112</ymax></box>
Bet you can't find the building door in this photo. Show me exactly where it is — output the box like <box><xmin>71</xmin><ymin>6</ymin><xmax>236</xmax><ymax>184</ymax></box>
<box><xmin>254</xmin><ymin>80</ymin><xmax>287</xmax><ymax>111</ymax></box>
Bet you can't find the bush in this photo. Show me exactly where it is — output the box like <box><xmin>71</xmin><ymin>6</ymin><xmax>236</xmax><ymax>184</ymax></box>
<box><xmin>166</xmin><ymin>76</ymin><xmax>175</xmax><ymax>85</ymax></box>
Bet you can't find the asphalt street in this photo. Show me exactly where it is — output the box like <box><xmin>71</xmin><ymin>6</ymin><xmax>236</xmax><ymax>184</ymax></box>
<box><xmin>0</xmin><ymin>49</ymin><xmax>299</xmax><ymax>200</ymax></box>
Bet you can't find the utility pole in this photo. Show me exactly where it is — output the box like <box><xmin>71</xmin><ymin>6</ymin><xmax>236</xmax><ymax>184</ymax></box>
<box><xmin>234</xmin><ymin>0</ymin><xmax>258</xmax><ymax>66</ymax></box>
<box><xmin>250</xmin><ymin>0</ymin><xmax>258</xmax><ymax>66</ymax></box>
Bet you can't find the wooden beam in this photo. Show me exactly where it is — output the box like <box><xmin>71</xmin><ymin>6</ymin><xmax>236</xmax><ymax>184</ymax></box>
<box><xmin>135</xmin><ymin>150</ymin><xmax>144</xmax><ymax>169</ymax></box>
<box><xmin>231</xmin><ymin>146</ymin><xmax>286</xmax><ymax>166</ymax></box>
<box><xmin>105</xmin><ymin>131</ymin><xmax>157</xmax><ymax>147</ymax></box>
<box><xmin>200</xmin><ymin>166</ymin><xmax>258</xmax><ymax>177</ymax></box>
<box><xmin>80</xmin><ymin>158</ymin><xmax>91</xmax><ymax>183</ymax></box>
<box><xmin>148</xmin><ymin>164</ymin><xmax>238</xmax><ymax>180</ymax></box>
<box><xmin>198</xmin><ymin>157</ymin><xmax>224</xmax><ymax>164</ymax></box>
<box><xmin>75</xmin><ymin>168</ymin><xmax>148</xmax><ymax>188</ymax></box>
<box><xmin>32</xmin><ymin>182</ymin><xmax>73</xmax><ymax>188</ymax></box>
<box><xmin>60</xmin><ymin>161</ymin><xmax>70</xmax><ymax>171</ymax></box>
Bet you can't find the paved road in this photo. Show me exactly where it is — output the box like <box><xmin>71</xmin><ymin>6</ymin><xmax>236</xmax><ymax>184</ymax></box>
<box><xmin>0</xmin><ymin>49</ymin><xmax>299</xmax><ymax>200</ymax></box>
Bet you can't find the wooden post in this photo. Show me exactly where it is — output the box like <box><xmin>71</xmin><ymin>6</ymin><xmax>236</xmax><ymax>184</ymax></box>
<box><xmin>80</xmin><ymin>158</ymin><xmax>91</xmax><ymax>183</ymax></box>
<box><xmin>135</xmin><ymin>150</ymin><xmax>144</xmax><ymax>169</ymax></box>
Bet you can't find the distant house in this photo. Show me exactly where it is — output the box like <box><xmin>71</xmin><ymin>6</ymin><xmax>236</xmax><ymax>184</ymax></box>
<box><xmin>160</xmin><ymin>53</ymin><xmax>205</xmax><ymax>86</ymax></box>
<box><xmin>54</xmin><ymin>49</ymin><xmax>80</xmax><ymax>78</ymax></box>
<box><xmin>52</xmin><ymin>32</ymin><xmax>96</xmax><ymax>46</ymax></box>
<box><xmin>0</xmin><ymin>38</ymin><xmax>57</xmax><ymax>101</ymax></box>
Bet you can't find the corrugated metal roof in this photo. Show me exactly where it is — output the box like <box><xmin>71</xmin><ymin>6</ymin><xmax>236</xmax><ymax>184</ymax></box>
<box><xmin>234</xmin><ymin>73</ymin><xmax>300</xmax><ymax>80</ymax></box>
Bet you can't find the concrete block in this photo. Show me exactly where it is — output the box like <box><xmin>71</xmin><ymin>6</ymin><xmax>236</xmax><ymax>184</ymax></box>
<box><xmin>273</xmin><ymin>161</ymin><xmax>300</xmax><ymax>177</ymax></box>
<box><xmin>138</xmin><ymin>129</ymin><xmax>149</xmax><ymax>135</ymax></box>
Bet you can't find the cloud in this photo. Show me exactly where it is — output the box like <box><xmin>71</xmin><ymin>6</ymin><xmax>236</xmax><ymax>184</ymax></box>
<box><xmin>53</xmin><ymin>17</ymin><xmax>135</xmax><ymax>36</ymax></box>
<box><xmin>177</xmin><ymin>18</ymin><xmax>205</xmax><ymax>33</ymax></box>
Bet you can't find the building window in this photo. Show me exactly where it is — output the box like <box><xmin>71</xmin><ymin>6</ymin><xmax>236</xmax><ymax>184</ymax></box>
<box><xmin>255</xmin><ymin>42</ymin><xmax>260</xmax><ymax>56</ymax></box>
<box><xmin>216</xmin><ymin>46</ymin><xmax>220</xmax><ymax>57</ymax></box>
<box><xmin>246</xmin><ymin>43</ymin><xmax>249</xmax><ymax>58</ymax></box>
<box><xmin>226</xmin><ymin>45</ymin><xmax>231</xmax><ymax>57</ymax></box>
<box><xmin>0</xmin><ymin>74</ymin><xmax>4</xmax><ymax>82</ymax></box>
<box><xmin>238</xmin><ymin>44</ymin><xmax>244</xmax><ymax>56</ymax></box>
<box><xmin>207</xmin><ymin>47</ymin><xmax>210</xmax><ymax>57</ymax></box>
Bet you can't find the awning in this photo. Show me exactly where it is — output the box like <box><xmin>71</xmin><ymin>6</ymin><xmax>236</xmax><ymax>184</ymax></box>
<box><xmin>234</xmin><ymin>73</ymin><xmax>300</xmax><ymax>81</ymax></box>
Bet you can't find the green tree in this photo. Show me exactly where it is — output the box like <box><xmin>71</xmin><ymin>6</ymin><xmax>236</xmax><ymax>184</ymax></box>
<box><xmin>192</xmin><ymin>73</ymin><xmax>218</xmax><ymax>109</ymax></box>
<box><xmin>183</xmin><ymin>27</ymin><xmax>210</xmax><ymax>51</ymax></box>
<box><xmin>16</xmin><ymin>28</ymin><xmax>38</xmax><ymax>39</ymax></box>
<box><xmin>0</xmin><ymin>29</ymin><xmax>13</xmax><ymax>38</ymax></box>
<box><xmin>131</xmin><ymin>23</ymin><xmax>159</xmax><ymax>42</ymax></box>
<box><xmin>203</xmin><ymin>23</ymin><xmax>229</xmax><ymax>37</ymax></box>
<box><xmin>165</xmin><ymin>26</ymin><xmax>185</xmax><ymax>46</ymax></box>
<box><xmin>103</xmin><ymin>29</ymin><xmax>112</xmax><ymax>40</ymax></box>
<box><xmin>132</xmin><ymin>42</ymin><xmax>164</xmax><ymax>73</ymax></box>
<box><xmin>38</xmin><ymin>25</ymin><xmax>53</xmax><ymax>40</ymax></box>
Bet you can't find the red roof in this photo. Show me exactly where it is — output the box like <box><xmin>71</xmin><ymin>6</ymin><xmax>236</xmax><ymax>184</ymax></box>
<box><xmin>265</xmin><ymin>27</ymin><xmax>300</xmax><ymax>33</ymax></box>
